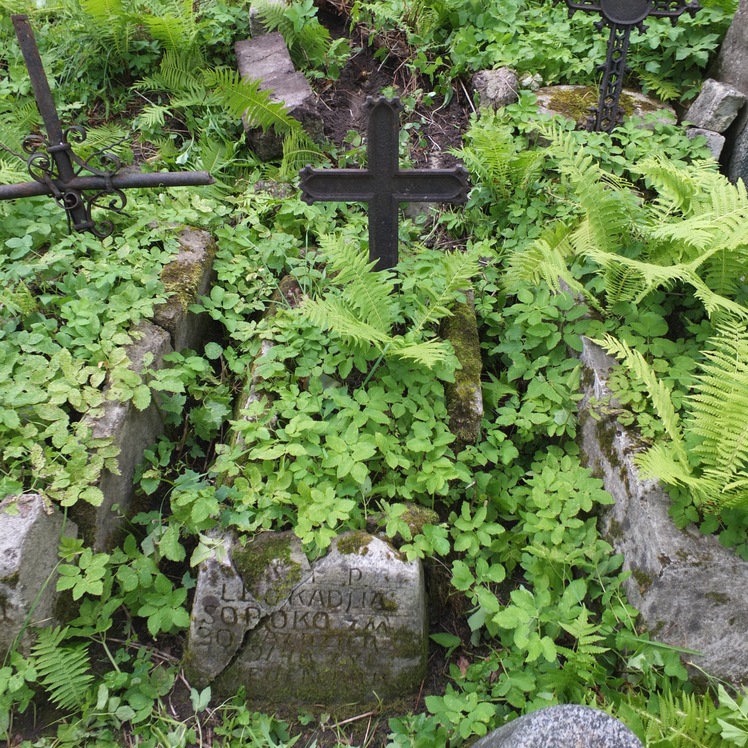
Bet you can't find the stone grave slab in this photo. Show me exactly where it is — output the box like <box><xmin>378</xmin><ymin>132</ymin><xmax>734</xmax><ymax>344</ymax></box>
<box><xmin>184</xmin><ymin>531</ymin><xmax>427</xmax><ymax>704</ymax></box>
<box><xmin>472</xmin><ymin>705</ymin><xmax>643</xmax><ymax>748</ymax></box>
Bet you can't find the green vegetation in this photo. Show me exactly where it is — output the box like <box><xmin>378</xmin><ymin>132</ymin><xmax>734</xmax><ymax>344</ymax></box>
<box><xmin>1</xmin><ymin>0</ymin><xmax>748</xmax><ymax>745</ymax></box>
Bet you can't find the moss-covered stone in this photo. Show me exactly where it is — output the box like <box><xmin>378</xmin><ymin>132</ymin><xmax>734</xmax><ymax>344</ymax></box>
<box><xmin>232</xmin><ymin>533</ymin><xmax>303</xmax><ymax>600</ymax></box>
<box><xmin>441</xmin><ymin>292</ymin><xmax>483</xmax><ymax>447</ymax></box>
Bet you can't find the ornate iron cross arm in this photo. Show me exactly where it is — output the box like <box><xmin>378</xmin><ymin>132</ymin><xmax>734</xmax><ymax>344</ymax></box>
<box><xmin>0</xmin><ymin>15</ymin><xmax>213</xmax><ymax>238</ymax></box>
<box><xmin>299</xmin><ymin>96</ymin><xmax>469</xmax><ymax>271</ymax></box>
<box><xmin>557</xmin><ymin>0</ymin><xmax>700</xmax><ymax>132</ymax></box>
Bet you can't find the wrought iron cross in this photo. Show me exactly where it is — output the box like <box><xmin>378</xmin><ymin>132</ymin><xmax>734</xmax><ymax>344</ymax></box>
<box><xmin>299</xmin><ymin>96</ymin><xmax>469</xmax><ymax>271</ymax></box>
<box><xmin>557</xmin><ymin>0</ymin><xmax>701</xmax><ymax>132</ymax></box>
<box><xmin>0</xmin><ymin>15</ymin><xmax>213</xmax><ymax>237</ymax></box>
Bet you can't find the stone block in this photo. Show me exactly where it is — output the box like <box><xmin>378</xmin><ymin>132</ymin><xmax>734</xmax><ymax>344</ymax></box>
<box><xmin>686</xmin><ymin>127</ymin><xmax>726</xmax><ymax>159</ymax></box>
<box><xmin>153</xmin><ymin>228</ymin><xmax>217</xmax><ymax>351</ymax></box>
<box><xmin>0</xmin><ymin>494</ymin><xmax>77</xmax><ymax>656</ymax></box>
<box><xmin>714</xmin><ymin>0</ymin><xmax>748</xmax><ymax>96</ymax></box>
<box><xmin>472</xmin><ymin>705</ymin><xmax>642</xmax><ymax>748</ymax></box>
<box><xmin>579</xmin><ymin>339</ymin><xmax>748</xmax><ymax>684</ymax></box>
<box><xmin>74</xmin><ymin>321</ymin><xmax>172</xmax><ymax>551</ymax></box>
<box><xmin>684</xmin><ymin>79</ymin><xmax>745</xmax><ymax>133</ymax></box>
<box><xmin>235</xmin><ymin>33</ymin><xmax>323</xmax><ymax>161</ymax></box>
<box><xmin>184</xmin><ymin>531</ymin><xmax>427</xmax><ymax>704</ymax></box>
<box><xmin>472</xmin><ymin>68</ymin><xmax>519</xmax><ymax>110</ymax></box>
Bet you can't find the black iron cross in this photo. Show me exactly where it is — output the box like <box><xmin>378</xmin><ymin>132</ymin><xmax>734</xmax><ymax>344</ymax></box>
<box><xmin>299</xmin><ymin>96</ymin><xmax>469</xmax><ymax>271</ymax></box>
<box><xmin>0</xmin><ymin>15</ymin><xmax>213</xmax><ymax>237</ymax></box>
<box><xmin>557</xmin><ymin>0</ymin><xmax>701</xmax><ymax>132</ymax></box>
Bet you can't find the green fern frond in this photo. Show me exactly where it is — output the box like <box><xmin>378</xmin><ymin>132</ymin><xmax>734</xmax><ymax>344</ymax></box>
<box><xmin>278</xmin><ymin>129</ymin><xmax>325</xmax><ymax>181</ymax></box>
<box><xmin>410</xmin><ymin>246</ymin><xmax>482</xmax><ymax>335</ymax></box>
<box><xmin>301</xmin><ymin>296</ymin><xmax>392</xmax><ymax>349</ymax></box>
<box><xmin>616</xmin><ymin>691</ymin><xmax>722</xmax><ymax>747</ymax></box>
<box><xmin>30</xmin><ymin>627</ymin><xmax>94</xmax><ymax>712</ymax></box>
<box><xmin>315</xmin><ymin>234</ymin><xmax>398</xmax><ymax>334</ymax></box>
<box><xmin>141</xmin><ymin>0</ymin><xmax>197</xmax><ymax>51</ymax></box>
<box><xmin>255</xmin><ymin>0</ymin><xmax>332</xmax><ymax>69</ymax></box>
<box><xmin>203</xmin><ymin>68</ymin><xmax>299</xmax><ymax>135</ymax></box>
<box><xmin>637</xmin><ymin>72</ymin><xmax>681</xmax><ymax>102</ymax></box>
<box><xmin>0</xmin><ymin>156</ymin><xmax>30</xmax><ymax>185</ymax></box>
<box><xmin>591</xmin><ymin>334</ymin><xmax>687</xmax><ymax>461</ymax></box>
<box><xmin>688</xmin><ymin>330</ymin><xmax>748</xmax><ymax>479</ymax></box>
<box><xmin>389</xmin><ymin>337</ymin><xmax>452</xmax><ymax>367</ymax></box>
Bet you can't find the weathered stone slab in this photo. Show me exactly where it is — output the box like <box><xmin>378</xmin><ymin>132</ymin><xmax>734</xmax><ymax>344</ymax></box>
<box><xmin>235</xmin><ymin>32</ymin><xmax>323</xmax><ymax>160</ymax></box>
<box><xmin>0</xmin><ymin>494</ymin><xmax>77</xmax><ymax>656</ymax></box>
<box><xmin>686</xmin><ymin>127</ymin><xmax>726</xmax><ymax>159</ymax></box>
<box><xmin>534</xmin><ymin>85</ymin><xmax>676</xmax><ymax>129</ymax></box>
<box><xmin>684</xmin><ymin>78</ymin><xmax>745</xmax><ymax>133</ymax></box>
<box><xmin>153</xmin><ymin>228</ymin><xmax>217</xmax><ymax>352</ymax></box>
<box><xmin>73</xmin><ymin>321</ymin><xmax>172</xmax><ymax>551</ymax></box>
<box><xmin>184</xmin><ymin>531</ymin><xmax>427</xmax><ymax>703</ymax></box>
<box><xmin>579</xmin><ymin>338</ymin><xmax>748</xmax><ymax>684</ymax></box>
<box><xmin>472</xmin><ymin>705</ymin><xmax>643</xmax><ymax>748</ymax></box>
<box><xmin>473</xmin><ymin>68</ymin><xmax>519</xmax><ymax>110</ymax></box>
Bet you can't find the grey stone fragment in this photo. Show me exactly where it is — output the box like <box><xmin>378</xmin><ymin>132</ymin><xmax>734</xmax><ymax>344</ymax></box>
<box><xmin>579</xmin><ymin>338</ymin><xmax>748</xmax><ymax>684</ymax></box>
<box><xmin>153</xmin><ymin>228</ymin><xmax>217</xmax><ymax>351</ymax></box>
<box><xmin>472</xmin><ymin>705</ymin><xmax>642</xmax><ymax>748</ymax></box>
<box><xmin>249</xmin><ymin>0</ymin><xmax>289</xmax><ymax>37</ymax></box>
<box><xmin>684</xmin><ymin>79</ymin><xmax>745</xmax><ymax>133</ymax></box>
<box><xmin>714</xmin><ymin>0</ymin><xmax>748</xmax><ymax>95</ymax></box>
<box><xmin>686</xmin><ymin>127</ymin><xmax>726</xmax><ymax>159</ymax></box>
<box><xmin>725</xmin><ymin>106</ymin><xmax>748</xmax><ymax>185</ymax></box>
<box><xmin>184</xmin><ymin>531</ymin><xmax>427</xmax><ymax>703</ymax></box>
<box><xmin>473</xmin><ymin>68</ymin><xmax>519</xmax><ymax>110</ymax></box>
<box><xmin>74</xmin><ymin>321</ymin><xmax>172</xmax><ymax>551</ymax></box>
<box><xmin>0</xmin><ymin>494</ymin><xmax>77</xmax><ymax>656</ymax></box>
<box><xmin>235</xmin><ymin>33</ymin><xmax>323</xmax><ymax>161</ymax></box>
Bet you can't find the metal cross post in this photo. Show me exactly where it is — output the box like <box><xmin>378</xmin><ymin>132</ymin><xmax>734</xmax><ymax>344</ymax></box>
<box><xmin>0</xmin><ymin>15</ymin><xmax>213</xmax><ymax>237</ymax></box>
<box><xmin>556</xmin><ymin>0</ymin><xmax>701</xmax><ymax>132</ymax></box>
<box><xmin>299</xmin><ymin>96</ymin><xmax>469</xmax><ymax>271</ymax></box>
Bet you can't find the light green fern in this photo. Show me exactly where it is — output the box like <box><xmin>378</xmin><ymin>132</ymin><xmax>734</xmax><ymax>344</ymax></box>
<box><xmin>615</xmin><ymin>691</ymin><xmax>723</xmax><ymax>747</ymax></box>
<box><xmin>30</xmin><ymin>627</ymin><xmax>94</xmax><ymax>712</ymax></box>
<box><xmin>593</xmin><ymin>320</ymin><xmax>748</xmax><ymax>510</ymax></box>
<box><xmin>299</xmin><ymin>236</ymin><xmax>481</xmax><ymax>368</ymax></box>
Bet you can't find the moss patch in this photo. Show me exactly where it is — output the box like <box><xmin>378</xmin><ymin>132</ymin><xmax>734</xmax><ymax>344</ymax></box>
<box><xmin>337</xmin><ymin>531</ymin><xmax>372</xmax><ymax>556</ymax></box>
<box><xmin>547</xmin><ymin>86</ymin><xmax>637</xmax><ymax>128</ymax></box>
<box><xmin>232</xmin><ymin>533</ymin><xmax>303</xmax><ymax>601</ymax></box>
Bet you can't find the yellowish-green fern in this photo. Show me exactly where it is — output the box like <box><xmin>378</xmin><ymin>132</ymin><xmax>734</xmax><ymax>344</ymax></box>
<box><xmin>299</xmin><ymin>236</ymin><xmax>481</xmax><ymax>368</ymax></box>
<box><xmin>615</xmin><ymin>691</ymin><xmax>723</xmax><ymax>747</ymax></box>
<box><xmin>30</xmin><ymin>627</ymin><xmax>94</xmax><ymax>712</ymax></box>
<box><xmin>593</xmin><ymin>321</ymin><xmax>748</xmax><ymax>511</ymax></box>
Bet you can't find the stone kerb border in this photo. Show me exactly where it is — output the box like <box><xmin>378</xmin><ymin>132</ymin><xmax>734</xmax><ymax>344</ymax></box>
<box><xmin>70</xmin><ymin>227</ymin><xmax>217</xmax><ymax>551</ymax></box>
<box><xmin>578</xmin><ymin>338</ymin><xmax>748</xmax><ymax>684</ymax></box>
<box><xmin>0</xmin><ymin>228</ymin><xmax>216</xmax><ymax>656</ymax></box>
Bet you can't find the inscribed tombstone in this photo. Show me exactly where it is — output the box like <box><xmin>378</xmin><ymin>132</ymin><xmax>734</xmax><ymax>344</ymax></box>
<box><xmin>184</xmin><ymin>531</ymin><xmax>427</xmax><ymax>703</ymax></box>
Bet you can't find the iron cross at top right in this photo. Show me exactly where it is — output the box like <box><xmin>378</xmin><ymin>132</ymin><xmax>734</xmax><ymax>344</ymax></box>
<box><xmin>557</xmin><ymin>0</ymin><xmax>701</xmax><ymax>132</ymax></box>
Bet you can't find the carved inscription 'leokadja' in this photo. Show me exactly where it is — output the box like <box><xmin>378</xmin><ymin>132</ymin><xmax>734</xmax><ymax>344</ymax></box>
<box><xmin>184</xmin><ymin>531</ymin><xmax>427</xmax><ymax>704</ymax></box>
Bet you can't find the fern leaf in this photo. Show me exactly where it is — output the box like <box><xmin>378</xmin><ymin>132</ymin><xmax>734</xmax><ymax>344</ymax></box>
<box><xmin>31</xmin><ymin>627</ymin><xmax>94</xmax><ymax>712</ymax></box>
<box><xmin>316</xmin><ymin>234</ymin><xmax>398</xmax><ymax>334</ymax></box>
<box><xmin>203</xmin><ymin>68</ymin><xmax>299</xmax><ymax>135</ymax></box>
<box><xmin>389</xmin><ymin>337</ymin><xmax>452</xmax><ymax>367</ymax></box>
<box><xmin>410</xmin><ymin>246</ymin><xmax>482</xmax><ymax>335</ymax></box>
<box><xmin>301</xmin><ymin>297</ymin><xmax>391</xmax><ymax>349</ymax></box>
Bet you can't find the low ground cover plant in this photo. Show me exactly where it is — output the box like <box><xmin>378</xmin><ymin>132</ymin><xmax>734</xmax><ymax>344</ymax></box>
<box><xmin>1</xmin><ymin>0</ymin><xmax>748</xmax><ymax>745</ymax></box>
